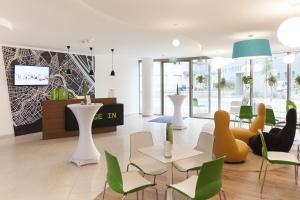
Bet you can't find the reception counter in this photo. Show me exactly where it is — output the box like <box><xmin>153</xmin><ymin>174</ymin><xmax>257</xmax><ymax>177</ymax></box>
<box><xmin>42</xmin><ymin>98</ymin><xmax>123</xmax><ymax>140</ymax></box>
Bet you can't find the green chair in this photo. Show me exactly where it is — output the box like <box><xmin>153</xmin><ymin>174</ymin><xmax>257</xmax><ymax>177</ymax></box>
<box><xmin>165</xmin><ymin>157</ymin><xmax>226</xmax><ymax>200</ymax></box>
<box><xmin>51</xmin><ymin>88</ymin><xmax>59</xmax><ymax>100</ymax></box>
<box><xmin>286</xmin><ymin>99</ymin><xmax>297</xmax><ymax>112</ymax></box>
<box><xmin>58</xmin><ymin>87</ymin><xmax>69</xmax><ymax>100</ymax></box>
<box><xmin>238</xmin><ymin>105</ymin><xmax>253</xmax><ymax>127</ymax></box>
<box><xmin>103</xmin><ymin>151</ymin><xmax>157</xmax><ymax>200</ymax></box>
<box><xmin>192</xmin><ymin>98</ymin><xmax>205</xmax><ymax>114</ymax></box>
<box><xmin>258</xmin><ymin>130</ymin><xmax>300</xmax><ymax>193</ymax></box>
<box><xmin>265</xmin><ymin>108</ymin><xmax>279</xmax><ymax>128</ymax></box>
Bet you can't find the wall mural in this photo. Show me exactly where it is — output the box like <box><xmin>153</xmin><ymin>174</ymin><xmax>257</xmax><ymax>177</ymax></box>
<box><xmin>2</xmin><ymin>46</ymin><xmax>95</xmax><ymax>135</ymax></box>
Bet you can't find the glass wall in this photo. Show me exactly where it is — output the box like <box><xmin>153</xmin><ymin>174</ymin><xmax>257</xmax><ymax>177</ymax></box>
<box><xmin>163</xmin><ymin>61</ymin><xmax>190</xmax><ymax>117</ymax></box>
<box><xmin>138</xmin><ymin>51</ymin><xmax>300</xmax><ymax>120</ymax></box>
<box><xmin>253</xmin><ymin>54</ymin><xmax>287</xmax><ymax>118</ymax></box>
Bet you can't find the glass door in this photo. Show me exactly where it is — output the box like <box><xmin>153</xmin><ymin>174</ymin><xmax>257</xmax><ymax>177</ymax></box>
<box><xmin>163</xmin><ymin>61</ymin><xmax>190</xmax><ymax>117</ymax></box>
<box><xmin>191</xmin><ymin>60</ymin><xmax>210</xmax><ymax>117</ymax></box>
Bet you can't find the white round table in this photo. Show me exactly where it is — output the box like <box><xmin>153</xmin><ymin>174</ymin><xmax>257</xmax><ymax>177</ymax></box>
<box><xmin>168</xmin><ymin>95</ymin><xmax>187</xmax><ymax>130</ymax></box>
<box><xmin>67</xmin><ymin>103</ymin><xmax>103</xmax><ymax>166</ymax></box>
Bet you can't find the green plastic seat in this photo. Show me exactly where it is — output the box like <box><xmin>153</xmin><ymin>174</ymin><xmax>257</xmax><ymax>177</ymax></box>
<box><xmin>286</xmin><ymin>99</ymin><xmax>297</xmax><ymax>112</ymax></box>
<box><xmin>238</xmin><ymin>105</ymin><xmax>253</xmax><ymax>126</ymax></box>
<box><xmin>103</xmin><ymin>151</ymin><xmax>157</xmax><ymax>200</ymax></box>
<box><xmin>265</xmin><ymin>108</ymin><xmax>278</xmax><ymax>127</ymax></box>
<box><xmin>258</xmin><ymin>130</ymin><xmax>300</xmax><ymax>193</ymax></box>
<box><xmin>166</xmin><ymin>156</ymin><xmax>226</xmax><ymax>200</ymax></box>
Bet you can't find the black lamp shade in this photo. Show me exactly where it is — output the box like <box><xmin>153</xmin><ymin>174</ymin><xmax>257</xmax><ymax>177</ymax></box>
<box><xmin>110</xmin><ymin>70</ymin><xmax>115</xmax><ymax>76</ymax></box>
<box><xmin>89</xmin><ymin>69</ymin><xmax>94</xmax><ymax>76</ymax></box>
<box><xmin>66</xmin><ymin>69</ymin><xmax>72</xmax><ymax>75</ymax></box>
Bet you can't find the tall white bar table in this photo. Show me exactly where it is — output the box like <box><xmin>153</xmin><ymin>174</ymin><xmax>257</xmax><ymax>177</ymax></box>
<box><xmin>139</xmin><ymin>144</ymin><xmax>202</xmax><ymax>200</ymax></box>
<box><xmin>67</xmin><ymin>103</ymin><xmax>102</xmax><ymax>167</ymax></box>
<box><xmin>168</xmin><ymin>95</ymin><xmax>187</xmax><ymax>129</ymax></box>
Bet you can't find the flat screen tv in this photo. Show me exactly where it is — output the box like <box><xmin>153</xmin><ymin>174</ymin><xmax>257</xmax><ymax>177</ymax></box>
<box><xmin>14</xmin><ymin>65</ymin><xmax>49</xmax><ymax>86</ymax></box>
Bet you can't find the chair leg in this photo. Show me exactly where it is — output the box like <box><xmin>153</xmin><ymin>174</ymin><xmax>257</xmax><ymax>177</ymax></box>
<box><xmin>294</xmin><ymin>165</ymin><xmax>298</xmax><ymax>185</ymax></box>
<box><xmin>136</xmin><ymin>192</ymin><xmax>139</xmax><ymax>200</ymax></box>
<box><xmin>102</xmin><ymin>181</ymin><xmax>107</xmax><ymax>200</ymax></box>
<box><xmin>127</xmin><ymin>164</ymin><xmax>131</xmax><ymax>172</ymax></box>
<box><xmin>154</xmin><ymin>175</ymin><xmax>157</xmax><ymax>184</ymax></box>
<box><xmin>186</xmin><ymin>171</ymin><xmax>189</xmax><ymax>179</ymax></box>
<box><xmin>122</xmin><ymin>195</ymin><xmax>127</xmax><ymax>200</ymax></box>
<box><xmin>155</xmin><ymin>187</ymin><xmax>158</xmax><ymax>200</ymax></box>
<box><xmin>258</xmin><ymin>159</ymin><xmax>264</xmax><ymax>179</ymax></box>
<box><xmin>218</xmin><ymin>192</ymin><xmax>222</xmax><ymax>200</ymax></box>
<box><xmin>260</xmin><ymin>163</ymin><xmax>269</xmax><ymax>193</ymax></box>
<box><xmin>142</xmin><ymin>190</ymin><xmax>144</xmax><ymax>200</ymax></box>
<box><xmin>221</xmin><ymin>189</ymin><xmax>227</xmax><ymax>200</ymax></box>
<box><xmin>164</xmin><ymin>188</ymin><xmax>168</xmax><ymax>200</ymax></box>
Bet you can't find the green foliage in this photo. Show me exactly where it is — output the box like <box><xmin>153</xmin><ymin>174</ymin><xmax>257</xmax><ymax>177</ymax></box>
<box><xmin>295</xmin><ymin>75</ymin><xmax>300</xmax><ymax>87</ymax></box>
<box><xmin>242</xmin><ymin>75</ymin><xmax>253</xmax><ymax>85</ymax></box>
<box><xmin>266</xmin><ymin>73</ymin><xmax>277</xmax><ymax>86</ymax></box>
<box><xmin>196</xmin><ymin>75</ymin><xmax>206</xmax><ymax>84</ymax></box>
<box><xmin>219</xmin><ymin>78</ymin><xmax>226</xmax><ymax>89</ymax></box>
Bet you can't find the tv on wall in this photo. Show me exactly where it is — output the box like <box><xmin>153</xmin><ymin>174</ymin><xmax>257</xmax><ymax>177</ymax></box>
<box><xmin>14</xmin><ymin>65</ymin><xmax>49</xmax><ymax>86</ymax></box>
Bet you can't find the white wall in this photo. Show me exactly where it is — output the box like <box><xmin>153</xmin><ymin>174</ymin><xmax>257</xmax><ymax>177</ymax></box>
<box><xmin>0</xmin><ymin>48</ymin><xmax>14</xmax><ymax>136</ymax></box>
<box><xmin>95</xmin><ymin>54</ymin><xmax>139</xmax><ymax>115</ymax></box>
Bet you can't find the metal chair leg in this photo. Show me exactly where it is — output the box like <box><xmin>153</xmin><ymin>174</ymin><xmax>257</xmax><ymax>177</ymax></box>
<box><xmin>136</xmin><ymin>192</ymin><xmax>139</xmax><ymax>200</ymax></box>
<box><xmin>142</xmin><ymin>190</ymin><xmax>144</xmax><ymax>200</ymax></box>
<box><xmin>186</xmin><ymin>171</ymin><xmax>189</xmax><ymax>179</ymax></box>
<box><xmin>127</xmin><ymin>164</ymin><xmax>131</xmax><ymax>172</ymax></box>
<box><xmin>221</xmin><ymin>189</ymin><xmax>227</xmax><ymax>200</ymax></box>
<box><xmin>258</xmin><ymin>159</ymin><xmax>264</xmax><ymax>179</ymax></box>
<box><xmin>294</xmin><ymin>165</ymin><xmax>298</xmax><ymax>185</ymax></box>
<box><xmin>155</xmin><ymin>187</ymin><xmax>158</xmax><ymax>200</ymax></box>
<box><xmin>102</xmin><ymin>181</ymin><xmax>107</xmax><ymax>200</ymax></box>
<box><xmin>218</xmin><ymin>192</ymin><xmax>222</xmax><ymax>200</ymax></box>
<box><xmin>165</xmin><ymin>188</ymin><xmax>169</xmax><ymax>200</ymax></box>
<box><xmin>154</xmin><ymin>175</ymin><xmax>157</xmax><ymax>184</ymax></box>
<box><xmin>260</xmin><ymin>163</ymin><xmax>268</xmax><ymax>193</ymax></box>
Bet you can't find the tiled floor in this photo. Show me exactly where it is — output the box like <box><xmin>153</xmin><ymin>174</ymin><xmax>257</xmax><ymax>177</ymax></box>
<box><xmin>0</xmin><ymin>115</ymin><xmax>209</xmax><ymax>200</ymax></box>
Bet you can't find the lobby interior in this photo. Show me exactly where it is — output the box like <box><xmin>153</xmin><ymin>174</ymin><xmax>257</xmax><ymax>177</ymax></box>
<box><xmin>1</xmin><ymin>0</ymin><xmax>300</xmax><ymax>200</ymax></box>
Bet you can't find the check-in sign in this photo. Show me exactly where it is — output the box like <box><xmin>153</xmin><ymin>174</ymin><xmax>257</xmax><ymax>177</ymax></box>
<box><xmin>65</xmin><ymin>103</ymin><xmax>124</xmax><ymax>131</ymax></box>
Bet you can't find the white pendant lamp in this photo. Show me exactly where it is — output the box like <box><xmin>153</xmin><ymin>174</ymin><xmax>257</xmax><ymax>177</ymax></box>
<box><xmin>172</xmin><ymin>39</ymin><xmax>180</xmax><ymax>47</ymax></box>
<box><xmin>277</xmin><ymin>17</ymin><xmax>300</xmax><ymax>48</ymax></box>
<box><xmin>283</xmin><ymin>53</ymin><xmax>295</xmax><ymax>64</ymax></box>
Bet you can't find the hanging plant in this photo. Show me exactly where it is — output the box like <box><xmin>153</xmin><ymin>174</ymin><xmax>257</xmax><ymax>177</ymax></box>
<box><xmin>219</xmin><ymin>78</ymin><xmax>226</xmax><ymax>89</ymax></box>
<box><xmin>295</xmin><ymin>75</ymin><xmax>300</xmax><ymax>87</ymax></box>
<box><xmin>196</xmin><ymin>75</ymin><xmax>206</xmax><ymax>84</ymax></box>
<box><xmin>266</xmin><ymin>74</ymin><xmax>277</xmax><ymax>87</ymax></box>
<box><xmin>242</xmin><ymin>75</ymin><xmax>253</xmax><ymax>85</ymax></box>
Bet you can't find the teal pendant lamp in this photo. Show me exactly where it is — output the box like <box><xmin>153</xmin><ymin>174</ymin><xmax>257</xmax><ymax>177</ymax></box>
<box><xmin>232</xmin><ymin>38</ymin><xmax>271</xmax><ymax>106</ymax></box>
<box><xmin>232</xmin><ymin>39</ymin><xmax>271</xmax><ymax>59</ymax></box>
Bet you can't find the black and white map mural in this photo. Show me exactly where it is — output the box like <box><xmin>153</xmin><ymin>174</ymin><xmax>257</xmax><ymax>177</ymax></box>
<box><xmin>2</xmin><ymin>46</ymin><xmax>95</xmax><ymax>135</ymax></box>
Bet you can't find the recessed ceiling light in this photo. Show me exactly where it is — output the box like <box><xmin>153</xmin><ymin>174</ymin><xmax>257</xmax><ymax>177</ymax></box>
<box><xmin>0</xmin><ymin>18</ymin><xmax>13</xmax><ymax>31</ymax></box>
<box><xmin>172</xmin><ymin>39</ymin><xmax>180</xmax><ymax>47</ymax></box>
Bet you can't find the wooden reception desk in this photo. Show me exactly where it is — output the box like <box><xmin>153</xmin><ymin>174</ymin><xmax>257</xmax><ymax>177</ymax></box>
<box><xmin>42</xmin><ymin>98</ymin><xmax>121</xmax><ymax>140</ymax></box>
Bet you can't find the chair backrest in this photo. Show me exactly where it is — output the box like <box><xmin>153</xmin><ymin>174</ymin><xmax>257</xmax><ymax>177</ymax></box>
<box><xmin>104</xmin><ymin>151</ymin><xmax>124</xmax><ymax>194</ymax></box>
<box><xmin>265</xmin><ymin>108</ymin><xmax>276</xmax><ymax>125</ymax></box>
<box><xmin>213</xmin><ymin>111</ymin><xmax>239</xmax><ymax>159</ymax></box>
<box><xmin>192</xmin><ymin>98</ymin><xmax>199</xmax><ymax>107</ymax></box>
<box><xmin>250</xmin><ymin>103</ymin><xmax>265</xmax><ymax>133</ymax></box>
<box><xmin>241</xmin><ymin>96</ymin><xmax>249</xmax><ymax>105</ymax></box>
<box><xmin>258</xmin><ymin>130</ymin><xmax>268</xmax><ymax>160</ymax></box>
<box><xmin>129</xmin><ymin>132</ymin><xmax>154</xmax><ymax>160</ymax></box>
<box><xmin>286</xmin><ymin>99</ymin><xmax>297</xmax><ymax>112</ymax></box>
<box><xmin>277</xmin><ymin>108</ymin><xmax>297</xmax><ymax>152</ymax></box>
<box><xmin>239</xmin><ymin>105</ymin><xmax>253</xmax><ymax>119</ymax></box>
<box><xmin>194</xmin><ymin>157</ymin><xmax>225</xmax><ymax>199</ymax></box>
<box><xmin>195</xmin><ymin>132</ymin><xmax>214</xmax><ymax>156</ymax></box>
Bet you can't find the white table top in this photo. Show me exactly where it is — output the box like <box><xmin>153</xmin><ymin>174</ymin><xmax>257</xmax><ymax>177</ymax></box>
<box><xmin>139</xmin><ymin>143</ymin><xmax>202</xmax><ymax>164</ymax></box>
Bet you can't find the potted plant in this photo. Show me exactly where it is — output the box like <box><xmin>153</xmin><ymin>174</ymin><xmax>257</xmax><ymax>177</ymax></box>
<box><xmin>82</xmin><ymin>80</ymin><xmax>90</xmax><ymax>104</ymax></box>
<box><xmin>242</xmin><ymin>75</ymin><xmax>253</xmax><ymax>85</ymax></box>
<box><xmin>295</xmin><ymin>75</ymin><xmax>300</xmax><ymax>87</ymax></box>
<box><xmin>266</xmin><ymin>74</ymin><xmax>277</xmax><ymax>87</ymax></box>
<box><xmin>196</xmin><ymin>75</ymin><xmax>206</xmax><ymax>84</ymax></box>
<box><xmin>219</xmin><ymin>78</ymin><xmax>226</xmax><ymax>89</ymax></box>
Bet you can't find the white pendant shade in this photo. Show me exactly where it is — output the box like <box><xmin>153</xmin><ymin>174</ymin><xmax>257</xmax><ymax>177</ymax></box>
<box><xmin>283</xmin><ymin>54</ymin><xmax>295</xmax><ymax>64</ymax></box>
<box><xmin>277</xmin><ymin>17</ymin><xmax>300</xmax><ymax>48</ymax></box>
<box><xmin>172</xmin><ymin>39</ymin><xmax>180</xmax><ymax>47</ymax></box>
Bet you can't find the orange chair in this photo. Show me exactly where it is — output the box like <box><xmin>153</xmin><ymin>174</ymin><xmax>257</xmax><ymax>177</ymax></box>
<box><xmin>231</xmin><ymin>103</ymin><xmax>266</xmax><ymax>143</ymax></box>
<box><xmin>213</xmin><ymin>110</ymin><xmax>249</xmax><ymax>163</ymax></box>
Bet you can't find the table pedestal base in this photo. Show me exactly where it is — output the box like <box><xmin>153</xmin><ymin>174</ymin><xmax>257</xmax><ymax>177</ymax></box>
<box><xmin>172</xmin><ymin>125</ymin><xmax>187</xmax><ymax>130</ymax></box>
<box><xmin>70</xmin><ymin>156</ymin><xmax>100</xmax><ymax>167</ymax></box>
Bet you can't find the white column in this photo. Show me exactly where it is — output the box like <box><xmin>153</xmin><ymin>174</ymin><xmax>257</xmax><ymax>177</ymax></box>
<box><xmin>142</xmin><ymin>58</ymin><xmax>154</xmax><ymax>116</ymax></box>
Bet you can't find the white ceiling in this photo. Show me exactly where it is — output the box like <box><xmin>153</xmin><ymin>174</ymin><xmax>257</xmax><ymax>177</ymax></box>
<box><xmin>0</xmin><ymin>0</ymin><xmax>299</xmax><ymax>58</ymax></box>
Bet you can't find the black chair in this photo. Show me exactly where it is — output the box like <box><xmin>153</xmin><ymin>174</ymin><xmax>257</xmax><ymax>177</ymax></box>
<box><xmin>248</xmin><ymin>109</ymin><xmax>297</xmax><ymax>156</ymax></box>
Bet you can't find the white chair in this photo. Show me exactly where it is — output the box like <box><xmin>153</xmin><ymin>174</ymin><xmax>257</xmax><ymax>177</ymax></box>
<box><xmin>127</xmin><ymin>131</ymin><xmax>167</xmax><ymax>183</ymax></box>
<box><xmin>230</xmin><ymin>101</ymin><xmax>242</xmax><ymax>127</ymax></box>
<box><xmin>173</xmin><ymin>132</ymin><xmax>214</xmax><ymax>178</ymax></box>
